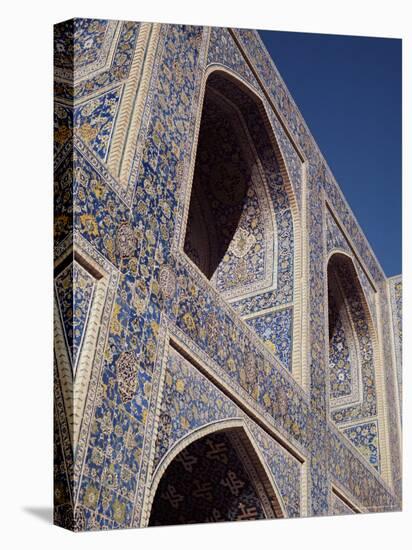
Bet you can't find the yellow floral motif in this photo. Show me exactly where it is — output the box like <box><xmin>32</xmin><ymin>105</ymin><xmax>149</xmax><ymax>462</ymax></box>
<box><xmin>140</xmin><ymin>264</ymin><xmax>150</xmax><ymax>279</ymax></box>
<box><xmin>104</xmin><ymin>346</ymin><xmax>113</xmax><ymax>362</ymax></box>
<box><xmin>114</xmin><ymin>423</ymin><xmax>123</xmax><ymax>437</ymax></box>
<box><xmin>146</xmin><ymin>338</ymin><xmax>157</xmax><ymax>362</ymax></box>
<box><xmin>151</xmin><ymin>279</ymin><xmax>160</xmax><ymax>296</ymax></box>
<box><xmin>104</xmin><ymin>236</ymin><xmax>115</xmax><ymax>257</ymax></box>
<box><xmin>165</xmin><ymin>372</ymin><xmax>173</xmax><ymax>386</ymax></box>
<box><xmin>91</xmin><ymin>447</ymin><xmax>104</xmax><ymax>466</ymax></box>
<box><xmin>77</xmin><ymin>187</ymin><xmax>86</xmax><ymax>201</ymax></box>
<box><xmin>191</xmin><ymin>404</ymin><xmax>199</xmax><ymax>419</ymax></box>
<box><xmin>146</xmin><ymin>228</ymin><xmax>156</xmax><ymax>246</ymax></box>
<box><xmin>91</xmin><ymin>178</ymin><xmax>106</xmax><ymax>199</ymax></box>
<box><xmin>128</xmin><ymin>257</ymin><xmax>138</xmax><ymax>275</ymax></box>
<box><xmin>180</xmin><ymin>417</ymin><xmax>189</xmax><ymax>429</ymax></box>
<box><xmin>176</xmin><ymin>379</ymin><xmax>185</xmax><ymax>393</ymax></box>
<box><xmin>100</xmin><ymin>411</ymin><xmax>113</xmax><ymax>435</ymax></box>
<box><xmin>80</xmin><ymin>214</ymin><xmax>99</xmax><ymax>236</ymax></box>
<box><xmin>55</xmin><ymin>125</ymin><xmax>71</xmax><ymax>144</ymax></box>
<box><xmin>121</xmin><ymin>468</ymin><xmax>132</xmax><ymax>483</ymax></box>
<box><xmin>84</xmin><ymin>485</ymin><xmax>99</xmax><ymax>509</ymax></box>
<box><xmin>143</xmin><ymin>381</ymin><xmax>152</xmax><ymax>398</ymax></box>
<box><xmin>78</xmin><ymin>122</ymin><xmax>98</xmax><ymax>142</ymax></box>
<box><xmin>227</xmin><ymin>357</ymin><xmax>236</xmax><ymax>372</ymax></box>
<box><xmin>132</xmin><ymin>294</ymin><xmax>146</xmax><ymax>315</ymax></box>
<box><xmin>137</xmin><ymin>200</ymin><xmax>147</xmax><ymax>215</ymax></box>
<box><xmin>291</xmin><ymin>422</ymin><xmax>300</xmax><ymax>435</ymax></box>
<box><xmin>110</xmin><ymin>303</ymin><xmax>121</xmax><ymax>335</ymax></box>
<box><xmin>112</xmin><ymin>499</ymin><xmax>126</xmax><ymax>524</ymax></box>
<box><xmin>183</xmin><ymin>313</ymin><xmax>195</xmax><ymax>331</ymax></box>
<box><xmin>265</xmin><ymin>340</ymin><xmax>278</xmax><ymax>355</ymax></box>
<box><xmin>134</xmin><ymin>447</ymin><xmax>142</xmax><ymax>463</ymax></box>
<box><xmin>263</xmin><ymin>393</ymin><xmax>271</xmax><ymax>408</ymax></box>
<box><xmin>150</xmin><ymin>320</ymin><xmax>159</xmax><ymax>336</ymax></box>
<box><xmin>252</xmin><ymin>386</ymin><xmax>260</xmax><ymax>401</ymax></box>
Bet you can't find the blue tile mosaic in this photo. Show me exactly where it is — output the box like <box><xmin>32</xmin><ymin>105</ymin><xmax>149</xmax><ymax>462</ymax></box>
<box><xmin>53</xmin><ymin>19</ymin><xmax>401</xmax><ymax>531</ymax></box>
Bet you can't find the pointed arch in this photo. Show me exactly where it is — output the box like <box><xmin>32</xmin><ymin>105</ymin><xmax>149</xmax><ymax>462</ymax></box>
<box><xmin>325</xmin><ymin>251</ymin><xmax>394</xmax><ymax>480</ymax></box>
<box><xmin>326</xmin><ymin>251</ymin><xmax>379</xmax><ymax>414</ymax></box>
<box><xmin>326</xmin><ymin>248</ymin><xmax>377</xmax><ymax>336</ymax></box>
<box><xmin>143</xmin><ymin>418</ymin><xmax>288</xmax><ymax>526</ymax></box>
<box><xmin>178</xmin><ymin>64</ymin><xmax>305</xmax><ymax>384</ymax></box>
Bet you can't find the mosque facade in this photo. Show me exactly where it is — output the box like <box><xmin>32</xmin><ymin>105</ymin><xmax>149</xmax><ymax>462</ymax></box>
<box><xmin>53</xmin><ymin>18</ymin><xmax>402</xmax><ymax>531</ymax></box>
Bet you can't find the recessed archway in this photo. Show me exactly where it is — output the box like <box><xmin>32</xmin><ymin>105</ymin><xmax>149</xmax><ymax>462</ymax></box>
<box><xmin>180</xmin><ymin>68</ymin><xmax>305</xmax><ymax>382</ymax></box>
<box><xmin>327</xmin><ymin>251</ymin><xmax>377</xmax><ymax>416</ymax></box>
<box><xmin>183</xmin><ymin>73</ymin><xmax>277</xmax><ymax>298</ymax></box>
<box><xmin>326</xmin><ymin>251</ymin><xmax>384</xmax><ymax>472</ymax></box>
<box><xmin>148</xmin><ymin>423</ymin><xmax>286</xmax><ymax>527</ymax></box>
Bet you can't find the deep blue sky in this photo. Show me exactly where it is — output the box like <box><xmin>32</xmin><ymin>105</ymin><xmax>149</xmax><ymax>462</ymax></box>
<box><xmin>259</xmin><ymin>30</ymin><xmax>402</xmax><ymax>277</ymax></box>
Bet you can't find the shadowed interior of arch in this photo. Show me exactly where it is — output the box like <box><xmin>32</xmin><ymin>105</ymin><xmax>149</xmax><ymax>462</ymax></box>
<box><xmin>148</xmin><ymin>427</ymin><xmax>283</xmax><ymax>526</ymax></box>
<box><xmin>327</xmin><ymin>255</ymin><xmax>360</xmax><ymax>402</ymax></box>
<box><xmin>326</xmin><ymin>252</ymin><xmax>381</xmax><ymax>471</ymax></box>
<box><xmin>327</xmin><ymin>253</ymin><xmax>366</xmax><ymax>406</ymax></box>
<box><xmin>183</xmin><ymin>71</ymin><xmax>278</xmax><ymax>291</ymax></box>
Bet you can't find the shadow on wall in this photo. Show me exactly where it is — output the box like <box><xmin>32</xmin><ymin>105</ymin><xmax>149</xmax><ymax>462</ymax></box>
<box><xmin>23</xmin><ymin>507</ymin><xmax>53</xmax><ymax>524</ymax></box>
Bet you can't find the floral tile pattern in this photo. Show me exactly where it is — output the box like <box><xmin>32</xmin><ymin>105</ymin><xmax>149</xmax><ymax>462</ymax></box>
<box><xmin>342</xmin><ymin>421</ymin><xmax>380</xmax><ymax>472</ymax></box>
<box><xmin>245</xmin><ymin>308</ymin><xmax>293</xmax><ymax>370</ymax></box>
<box><xmin>53</xmin><ymin>19</ymin><xmax>401</xmax><ymax>531</ymax></box>
<box><xmin>153</xmin><ymin>347</ymin><xmax>302</xmax><ymax>518</ymax></box>
<box><xmin>389</xmin><ymin>276</ymin><xmax>402</xmax><ymax>411</ymax></box>
<box><xmin>74</xmin><ymin>88</ymin><xmax>122</xmax><ymax>161</ymax></box>
<box><xmin>331</xmin><ymin>492</ymin><xmax>355</xmax><ymax>515</ymax></box>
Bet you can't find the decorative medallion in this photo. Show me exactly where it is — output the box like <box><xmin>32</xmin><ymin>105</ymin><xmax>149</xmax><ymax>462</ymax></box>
<box><xmin>115</xmin><ymin>222</ymin><xmax>136</xmax><ymax>258</ymax></box>
<box><xmin>116</xmin><ymin>352</ymin><xmax>138</xmax><ymax>402</ymax></box>
<box><xmin>230</xmin><ymin>228</ymin><xmax>256</xmax><ymax>258</ymax></box>
<box><xmin>159</xmin><ymin>265</ymin><xmax>177</xmax><ymax>300</ymax></box>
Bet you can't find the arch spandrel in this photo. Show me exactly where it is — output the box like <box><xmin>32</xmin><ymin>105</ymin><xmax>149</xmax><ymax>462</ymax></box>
<box><xmin>143</xmin><ymin>344</ymin><xmax>305</xmax><ymax>526</ymax></box>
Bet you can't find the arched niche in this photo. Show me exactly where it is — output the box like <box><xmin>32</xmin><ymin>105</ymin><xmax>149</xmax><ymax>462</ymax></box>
<box><xmin>182</xmin><ymin>69</ymin><xmax>298</xmax><ymax>304</ymax></box>
<box><xmin>326</xmin><ymin>252</ymin><xmax>392</xmax><ymax>476</ymax></box>
<box><xmin>147</xmin><ymin>422</ymin><xmax>286</xmax><ymax>527</ymax></box>
<box><xmin>327</xmin><ymin>252</ymin><xmax>378</xmax><ymax>418</ymax></box>
<box><xmin>180</xmin><ymin>67</ymin><xmax>305</xmax><ymax>384</ymax></box>
<box><xmin>327</xmin><ymin>252</ymin><xmax>364</xmax><ymax>410</ymax></box>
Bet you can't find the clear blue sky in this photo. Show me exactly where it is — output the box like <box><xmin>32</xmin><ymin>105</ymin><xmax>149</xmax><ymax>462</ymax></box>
<box><xmin>258</xmin><ymin>30</ymin><xmax>402</xmax><ymax>277</ymax></box>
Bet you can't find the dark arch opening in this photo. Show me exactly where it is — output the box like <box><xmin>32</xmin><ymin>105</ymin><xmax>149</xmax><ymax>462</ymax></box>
<box><xmin>149</xmin><ymin>428</ymin><xmax>282</xmax><ymax>527</ymax></box>
<box><xmin>183</xmin><ymin>71</ymin><xmax>281</xmax><ymax>288</ymax></box>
